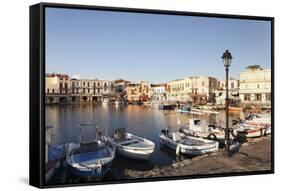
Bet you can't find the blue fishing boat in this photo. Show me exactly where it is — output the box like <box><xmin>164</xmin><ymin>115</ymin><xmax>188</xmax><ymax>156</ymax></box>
<box><xmin>66</xmin><ymin>123</ymin><xmax>116</xmax><ymax>177</ymax></box>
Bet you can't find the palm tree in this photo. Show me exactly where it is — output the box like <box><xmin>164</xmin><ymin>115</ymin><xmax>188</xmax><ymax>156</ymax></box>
<box><xmin>246</xmin><ymin>65</ymin><xmax>262</xmax><ymax>70</ymax></box>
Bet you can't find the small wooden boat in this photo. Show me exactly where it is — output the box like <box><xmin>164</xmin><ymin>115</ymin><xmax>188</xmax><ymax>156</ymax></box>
<box><xmin>45</xmin><ymin>126</ymin><xmax>65</xmax><ymax>183</ymax></box>
<box><xmin>178</xmin><ymin>119</ymin><xmax>225</xmax><ymax>143</ymax></box>
<box><xmin>159</xmin><ymin>129</ymin><xmax>219</xmax><ymax>156</ymax></box>
<box><xmin>66</xmin><ymin>123</ymin><xmax>116</xmax><ymax>177</ymax></box>
<box><xmin>229</xmin><ymin>106</ymin><xmax>243</xmax><ymax>112</ymax></box>
<box><xmin>107</xmin><ymin>128</ymin><xmax>155</xmax><ymax>160</ymax></box>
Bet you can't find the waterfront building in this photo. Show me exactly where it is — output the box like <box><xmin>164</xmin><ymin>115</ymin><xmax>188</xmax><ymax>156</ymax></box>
<box><xmin>125</xmin><ymin>81</ymin><xmax>153</xmax><ymax>103</ymax></box>
<box><xmin>151</xmin><ymin>83</ymin><xmax>166</xmax><ymax>102</ymax></box>
<box><xmin>239</xmin><ymin>67</ymin><xmax>271</xmax><ymax>106</ymax></box>
<box><xmin>167</xmin><ymin>76</ymin><xmax>218</xmax><ymax>104</ymax></box>
<box><xmin>215</xmin><ymin>78</ymin><xmax>240</xmax><ymax>105</ymax></box>
<box><xmin>167</xmin><ymin>79</ymin><xmax>187</xmax><ymax>102</ymax></box>
<box><xmin>70</xmin><ymin>78</ymin><xmax>104</xmax><ymax>102</ymax></box>
<box><xmin>115</xmin><ymin>79</ymin><xmax>130</xmax><ymax>102</ymax></box>
<box><xmin>45</xmin><ymin>73</ymin><xmax>70</xmax><ymax>103</ymax></box>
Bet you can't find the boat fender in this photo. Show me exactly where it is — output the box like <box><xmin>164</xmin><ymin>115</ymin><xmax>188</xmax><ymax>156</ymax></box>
<box><xmin>176</xmin><ymin>144</ymin><xmax>181</xmax><ymax>155</ymax></box>
<box><xmin>207</xmin><ymin>133</ymin><xmax>217</xmax><ymax>141</ymax></box>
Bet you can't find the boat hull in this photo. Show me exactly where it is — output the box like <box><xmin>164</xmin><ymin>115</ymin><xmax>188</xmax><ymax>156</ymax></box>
<box><xmin>117</xmin><ymin>146</ymin><xmax>154</xmax><ymax>160</ymax></box>
<box><xmin>66</xmin><ymin>140</ymin><xmax>116</xmax><ymax>178</ymax></box>
<box><xmin>108</xmin><ymin>133</ymin><xmax>155</xmax><ymax>160</ymax></box>
<box><xmin>159</xmin><ymin>134</ymin><xmax>219</xmax><ymax>156</ymax></box>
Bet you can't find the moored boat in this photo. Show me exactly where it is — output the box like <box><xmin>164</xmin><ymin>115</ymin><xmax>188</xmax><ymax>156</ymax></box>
<box><xmin>159</xmin><ymin>129</ymin><xmax>219</xmax><ymax>156</ymax></box>
<box><xmin>178</xmin><ymin>119</ymin><xmax>225</xmax><ymax>144</ymax></box>
<box><xmin>66</xmin><ymin>123</ymin><xmax>116</xmax><ymax>177</ymax></box>
<box><xmin>235</xmin><ymin>123</ymin><xmax>271</xmax><ymax>138</ymax></box>
<box><xmin>107</xmin><ymin>128</ymin><xmax>155</xmax><ymax>160</ymax></box>
<box><xmin>232</xmin><ymin>113</ymin><xmax>271</xmax><ymax>138</ymax></box>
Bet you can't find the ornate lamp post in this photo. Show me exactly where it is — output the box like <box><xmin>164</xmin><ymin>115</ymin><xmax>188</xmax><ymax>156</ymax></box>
<box><xmin>221</xmin><ymin>50</ymin><xmax>233</xmax><ymax>154</ymax></box>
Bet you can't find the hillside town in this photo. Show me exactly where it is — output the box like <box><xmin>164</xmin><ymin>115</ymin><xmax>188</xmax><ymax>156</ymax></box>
<box><xmin>46</xmin><ymin>65</ymin><xmax>271</xmax><ymax>109</ymax></box>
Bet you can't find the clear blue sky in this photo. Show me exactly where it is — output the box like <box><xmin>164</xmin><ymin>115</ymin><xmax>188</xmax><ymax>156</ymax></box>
<box><xmin>46</xmin><ymin>7</ymin><xmax>271</xmax><ymax>83</ymax></box>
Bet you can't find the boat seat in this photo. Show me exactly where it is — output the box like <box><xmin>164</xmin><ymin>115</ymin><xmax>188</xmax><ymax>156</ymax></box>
<box><xmin>72</xmin><ymin>149</ymin><xmax>110</xmax><ymax>163</ymax></box>
<box><xmin>119</xmin><ymin>139</ymin><xmax>140</xmax><ymax>146</ymax></box>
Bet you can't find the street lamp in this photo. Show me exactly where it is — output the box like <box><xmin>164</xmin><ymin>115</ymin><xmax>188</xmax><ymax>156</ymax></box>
<box><xmin>221</xmin><ymin>50</ymin><xmax>233</xmax><ymax>154</ymax></box>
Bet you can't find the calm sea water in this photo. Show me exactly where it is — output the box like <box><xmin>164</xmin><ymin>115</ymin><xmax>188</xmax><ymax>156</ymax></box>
<box><xmin>46</xmin><ymin>103</ymin><xmax>245</xmax><ymax>184</ymax></box>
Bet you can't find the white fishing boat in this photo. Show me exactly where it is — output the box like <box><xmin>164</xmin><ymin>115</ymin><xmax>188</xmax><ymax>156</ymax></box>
<box><xmin>235</xmin><ymin>124</ymin><xmax>270</xmax><ymax>138</ymax></box>
<box><xmin>178</xmin><ymin>119</ymin><xmax>225</xmax><ymax>143</ymax></box>
<box><xmin>107</xmin><ymin>128</ymin><xmax>155</xmax><ymax>160</ymax></box>
<box><xmin>245</xmin><ymin>113</ymin><xmax>271</xmax><ymax>126</ymax></box>
<box><xmin>233</xmin><ymin>113</ymin><xmax>271</xmax><ymax>138</ymax></box>
<box><xmin>159</xmin><ymin>129</ymin><xmax>219</xmax><ymax>156</ymax></box>
<box><xmin>66</xmin><ymin>123</ymin><xmax>116</xmax><ymax>177</ymax></box>
<box><xmin>235</xmin><ymin>123</ymin><xmax>271</xmax><ymax>138</ymax></box>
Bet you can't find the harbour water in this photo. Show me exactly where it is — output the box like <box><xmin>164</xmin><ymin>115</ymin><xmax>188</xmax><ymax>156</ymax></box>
<box><xmin>46</xmin><ymin>103</ymin><xmax>245</xmax><ymax>184</ymax></box>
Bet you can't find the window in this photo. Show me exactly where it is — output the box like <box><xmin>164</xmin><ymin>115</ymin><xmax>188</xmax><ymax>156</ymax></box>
<box><xmin>52</xmin><ymin>89</ymin><xmax>54</xmax><ymax>93</ymax></box>
<box><xmin>47</xmin><ymin>89</ymin><xmax>49</xmax><ymax>93</ymax></box>
<box><xmin>202</xmin><ymin>81</ymin><xmax>204</xmax><ymax>87</ymax></box>
<box><xmin>59</xmin><ymin>83</ymin><xmax>63</xmax><ymax>89</ymax></box>
<box><xmin>244</xmin><ymin>94</ymin><xmax>251</xmax><ymax>101</ymax></box>
<box><xmin>255</xmin><ymin>93</ymin><xmax>262</xmax><ymax>101</ymax></box>
<box><xmin>266</xmin><ymin>93</ymin><xmax>271</xmax><ymax>101</ymax></box>
<box><xmin>83</xmin><ymin>88</ymin><xmax>85</xmax><ymax>93</ymax></box>
<box><xmin>65</xmin><ymin>83</ymin><xmax>68</xmax><ymax>89</ymax></box>
<box><xmin>88</xmin><ymin>89</ymin><xmax>90</xmax><ymax>93</ymax></box>
<box><xmin>231</xmin><ymin>82</ymin><xmax>234</xmax><ymax>89</ymax></box>
<box><xmin>83</xmin><ymin>82</ymin><xmax>85</xmax><ymax>86</ymax></box>
<box><xmin>257</xmin><ymin>84</ymin><xmax>260</xmax><ymax>88</ymax></box>
<box><xmin>88</xmin><ymin>82</ymin><xmax>90</xmax><ymax>87</ymax></box>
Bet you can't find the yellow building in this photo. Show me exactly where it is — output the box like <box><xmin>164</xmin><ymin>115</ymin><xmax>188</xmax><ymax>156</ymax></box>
<box><xmin>167</xmin><ymin>76</ymin><xmax>218</xmax><ymax>104</ymax></box>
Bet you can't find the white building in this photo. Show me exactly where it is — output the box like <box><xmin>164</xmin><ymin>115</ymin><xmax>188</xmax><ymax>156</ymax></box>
<box><xmin>151</xmin><ymin>84</ymin><xmax>166</xmax><ymax>102</ymax></box>
<box><xmin>215</xmin><ymin>78</ymin><xmax>240</xmax><ymax>105</ymax></box>
<box><xmin>239</xmin><ymin>67</ymin><xmax>271</xmax><ymax>106</ymax></box>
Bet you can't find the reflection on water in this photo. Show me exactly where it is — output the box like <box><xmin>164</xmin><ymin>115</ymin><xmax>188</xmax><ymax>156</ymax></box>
<box><xmin>46</xmin><ymin>104</ymin><xmax>245</xmax><ymax>184</ymax></box>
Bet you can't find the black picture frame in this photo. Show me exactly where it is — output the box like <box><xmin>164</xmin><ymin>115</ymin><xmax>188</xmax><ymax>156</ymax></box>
<box><xmin>29</xmin><ymin>2</ymin><xmax>274</xmax><ymax>189</ymax></box>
